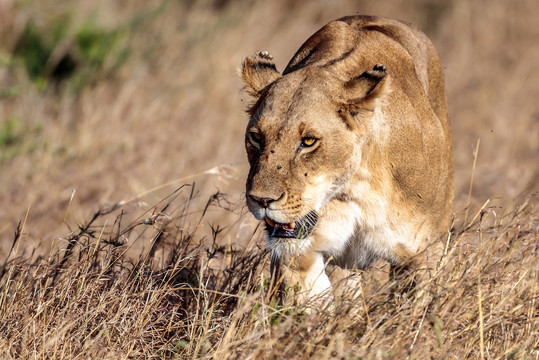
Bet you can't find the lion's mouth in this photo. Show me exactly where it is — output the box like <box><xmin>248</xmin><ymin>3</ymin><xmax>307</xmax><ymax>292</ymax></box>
<box><xmin>264</xmin><ymin>211</ymin><xmax>318</xmax><ymax>239</ymax></box>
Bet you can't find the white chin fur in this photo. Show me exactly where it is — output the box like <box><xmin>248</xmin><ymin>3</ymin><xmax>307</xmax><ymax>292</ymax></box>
<box><xmin>267</xmin><ymin>236</ymin><xmax>312</xmax><ymax>258</ymax></box>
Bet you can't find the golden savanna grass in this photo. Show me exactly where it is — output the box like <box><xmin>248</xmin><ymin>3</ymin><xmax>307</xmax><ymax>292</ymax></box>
<box><xmin>0</xmin><ymin>0</ymin><xmax>537</xmax><ymax>358</ymax></box>
<box><xmin>1</xmin><ymin>189</ymin><xmax>537</xmax><ymax>358</ymax></box>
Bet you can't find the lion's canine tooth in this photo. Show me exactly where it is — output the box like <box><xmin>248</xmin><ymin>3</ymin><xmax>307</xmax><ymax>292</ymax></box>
<box><xmin>265</xmin><ymin>216</ymin><xmax>276</xmax><ymax>228</ymax></box>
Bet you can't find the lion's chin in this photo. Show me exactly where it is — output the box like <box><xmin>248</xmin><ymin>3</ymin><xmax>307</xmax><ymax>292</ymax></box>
<box><xmin>264</xmin><ymin>211</ymin><xmax>318</xmax><ymax>239</ymax></box>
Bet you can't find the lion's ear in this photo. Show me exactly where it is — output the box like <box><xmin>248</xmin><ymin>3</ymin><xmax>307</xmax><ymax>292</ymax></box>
<box><xmin>342</xmin><ymin>63</ymin><xmax>389</xmax><ymax>109</ymax></box>
<box><xmin>241</xmin><ymin>51</ymin><xmax>281</xmax><ymax>97</ymax></box>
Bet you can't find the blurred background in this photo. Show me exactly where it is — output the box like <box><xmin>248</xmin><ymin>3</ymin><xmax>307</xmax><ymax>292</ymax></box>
<box><xmin>0</xmin><ymin>0</ymin><xmax>537</xmax><ymax>258</ymax></box>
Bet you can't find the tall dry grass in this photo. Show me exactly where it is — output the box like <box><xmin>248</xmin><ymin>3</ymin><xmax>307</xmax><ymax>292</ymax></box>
<box><xmin>0</xmin><ymin>187</ymin><xmax>536</xmax><ymax>358</ymax></box>
<box><xmin>0</xmin><ymin>0</ymin><xmax>537</xmax><ymax>358</ymax></box>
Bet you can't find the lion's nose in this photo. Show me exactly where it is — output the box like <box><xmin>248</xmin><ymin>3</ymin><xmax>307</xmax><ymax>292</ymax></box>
<box><xmin>249</xmin><ymin>192</ymin><xmax>284</xmax><ymax>208</ymax></box>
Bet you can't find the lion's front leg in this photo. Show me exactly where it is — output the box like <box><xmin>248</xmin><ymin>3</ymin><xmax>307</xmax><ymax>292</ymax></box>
<box><xmin>277</xmin><ymin>249</ymin><xmax>332</xmax><ymax>304</ymax></box>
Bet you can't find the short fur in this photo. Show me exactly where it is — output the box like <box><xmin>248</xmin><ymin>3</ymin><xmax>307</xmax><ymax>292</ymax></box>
<box><xmin>240</xmin><ymin>16</ymin><xmax>453</xmax><ymax>301</ymax></box>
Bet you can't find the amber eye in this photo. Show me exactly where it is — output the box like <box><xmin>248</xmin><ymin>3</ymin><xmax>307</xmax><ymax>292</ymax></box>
<box><xmin>249</xmin><ymin>131</ymin><xmax>263</xmax><ymax>148</ymax></box>
<box><xmin>301</xmin><ymin>137</ymin><xmax>317</xmax><ymax>147</ymax></box>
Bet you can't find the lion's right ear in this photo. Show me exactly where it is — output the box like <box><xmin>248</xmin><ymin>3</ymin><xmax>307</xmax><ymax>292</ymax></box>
<box><xmin>241</xmin><ymin>51</ymin><xmax>281</xmax><ymax>97</ymax></box>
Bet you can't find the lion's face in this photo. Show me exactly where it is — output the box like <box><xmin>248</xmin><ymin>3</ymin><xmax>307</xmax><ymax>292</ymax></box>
<box><xmin>241</xmin><ymin>57</ymin><xmax>388</xmax><ymax>240</ymax></box>
<box><xmin>245</xmin><ymin>71</ymin><xmax>361</xmax><ymax>239</ymax></box>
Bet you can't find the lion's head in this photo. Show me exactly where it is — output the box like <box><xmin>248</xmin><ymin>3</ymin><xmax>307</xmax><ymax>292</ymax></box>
<box><xmin>241</xmin><ymin>51</ymin><xmax>389</xmax><ymax>242</ymax></box>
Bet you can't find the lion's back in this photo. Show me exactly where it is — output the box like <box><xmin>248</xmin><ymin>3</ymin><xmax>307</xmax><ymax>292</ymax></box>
<box><xmin>283</xmin><ymin>16</ymin><xmax>453</xmax><ymax>233</ymax></box>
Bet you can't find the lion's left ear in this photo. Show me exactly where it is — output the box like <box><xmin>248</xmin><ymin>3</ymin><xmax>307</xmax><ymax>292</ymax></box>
<box><xmin>341</xmin><ymin>63</ymin><xmax>390</xmax><ymax>110</ymax></box>
<box><xmin>241</xmin><ymin>51</ymin><xmax>282</xmax><ymax>98</ymax></box>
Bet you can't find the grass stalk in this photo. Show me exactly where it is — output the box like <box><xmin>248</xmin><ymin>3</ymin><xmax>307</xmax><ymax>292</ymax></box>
<box><xmin>464</xmin><ymin>139</ymin><xmax>480</xmax><ymax>225</ymax></box>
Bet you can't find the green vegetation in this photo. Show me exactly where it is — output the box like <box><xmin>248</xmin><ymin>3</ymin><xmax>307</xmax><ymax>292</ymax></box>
<box><xmin>13</xmin><ymin>16</ymin><xmax>129</xmax><ymax>89</ymax></box>
<box><xmin>0</xmin><ymin>117</ymin><xmax>21</xmax><ymax>147</ymax></box>
<box><xmin>0</xmin><ymin>117</ymin><xmax>24</xmax><ymax>162</ymax></box>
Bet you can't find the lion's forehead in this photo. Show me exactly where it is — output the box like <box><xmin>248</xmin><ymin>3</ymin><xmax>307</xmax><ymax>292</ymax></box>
<box><xmin>255</xmin><ymin>92</ymin><xmax>337</xmax><ymax>136</ymax></box>
<box><xmin>264</xmin><ymin>70</ymin><xmax>333</xmax><ymax>108</ymax></box>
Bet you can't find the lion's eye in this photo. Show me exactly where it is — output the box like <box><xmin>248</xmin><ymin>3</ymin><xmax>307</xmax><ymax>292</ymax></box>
<box><xmin>249</xmin><ymin>131</ymin><xmax>263</xmax><ymax>148</ymax></box>
<box><xmin>301</xmin><ymin>137</ymin><xmax>317</xmax><ymax>147</ymax></box>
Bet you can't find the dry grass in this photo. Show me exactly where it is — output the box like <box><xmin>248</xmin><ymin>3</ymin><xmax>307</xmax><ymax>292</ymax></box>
<box><xmin>0</xmin><ymin>0</ymin><xmax>538</xmax><ymax>358</ymax></box>
<box><xmin>0</xmin><ymin>188</ymin><xmax>537</xmax><ymax>359</ymax></box>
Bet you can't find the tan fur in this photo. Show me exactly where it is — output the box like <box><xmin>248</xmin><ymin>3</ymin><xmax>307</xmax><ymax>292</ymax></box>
<box><xmin>240</xmin><ymin>16</ymin><xmax>453</xmax><ymax>301</ymax></box>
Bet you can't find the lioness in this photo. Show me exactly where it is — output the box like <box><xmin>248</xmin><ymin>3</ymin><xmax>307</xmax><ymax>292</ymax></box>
<box><xmin>240</xmin><ymin>16</ymin><xmax>453</xmax><ymax>301</ymax></box>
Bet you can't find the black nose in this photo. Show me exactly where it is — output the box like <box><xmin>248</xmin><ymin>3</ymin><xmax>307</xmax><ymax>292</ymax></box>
<box><xmin>249</xmin><ymin>193</ymin><xmax>284</xmax><ymax>208</ymax></box>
